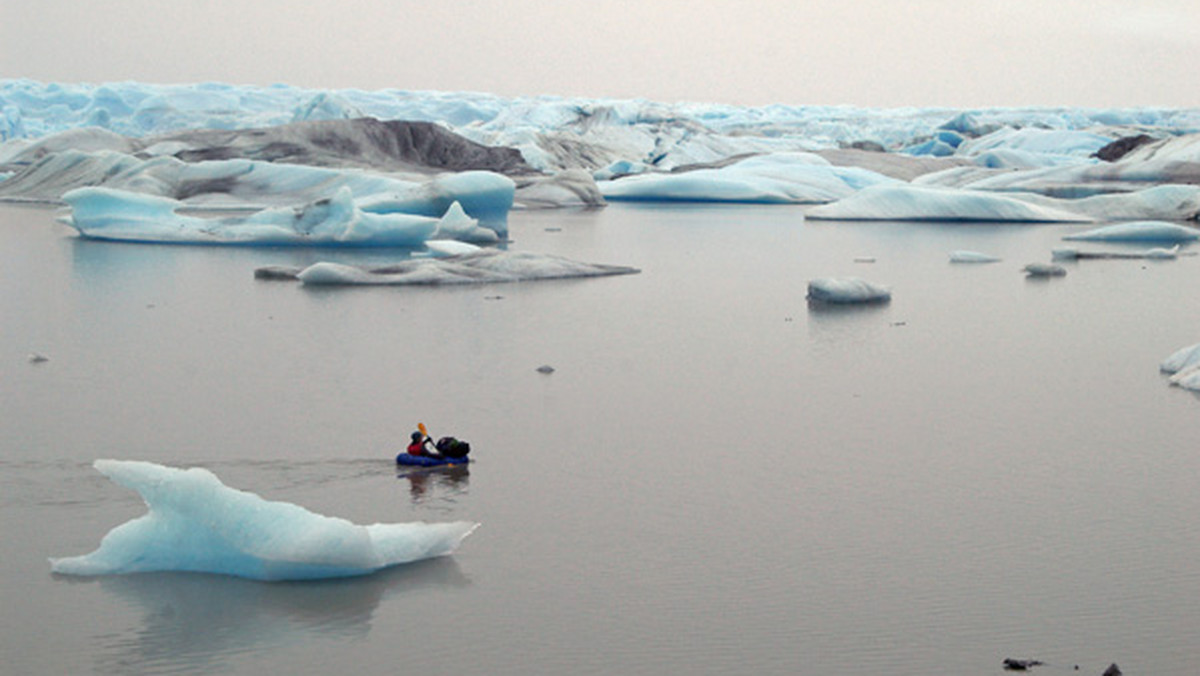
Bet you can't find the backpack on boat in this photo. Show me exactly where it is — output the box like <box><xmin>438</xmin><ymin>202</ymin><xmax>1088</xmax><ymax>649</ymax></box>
<box><xmin>436</xmin><ymin>436</ymin><xmax>471</xmax><ymax>458</ymax></box>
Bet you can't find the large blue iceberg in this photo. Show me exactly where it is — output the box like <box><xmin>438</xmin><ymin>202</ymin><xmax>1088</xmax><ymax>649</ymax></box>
<box><xmin>50</xmin><ymin>460</ymin><xmax>479</xmax><ymax>581</ymax></box>
<box><xmin>62</xmin><ymin>186</ymin><xmax>500</xmax><ymax>246</ymax></box>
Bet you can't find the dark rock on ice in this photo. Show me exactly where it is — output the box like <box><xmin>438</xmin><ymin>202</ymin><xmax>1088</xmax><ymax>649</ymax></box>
<box><xmin>1002</xmin><ymin>658</ymin><xmax>1044</xmax><ymax>671</ymax></box>
<box><xmin>1023</xmin><ymin>262</ymin><xmax>1067</xmax><ymax>277</ymax></box>
<box><xmin>253</xmin><ymin>266</ymin><xmax>303</xmax><ymax>280</ymax></box>
<box><xmin>1092</xmin><ymin>134</ymin><xmax>1156</xmax><ymax>162</ymax></box>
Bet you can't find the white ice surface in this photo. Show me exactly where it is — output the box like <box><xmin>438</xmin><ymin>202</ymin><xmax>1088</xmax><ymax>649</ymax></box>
<box><xmin>806</xmin><ymin>184</ymin><xmax>1093</xmax><ymax>222</ymax></box>
<box><xmin>50</xmin><ymin>460</ymin><xmax>478</xmax><ymax>581</ymax></box>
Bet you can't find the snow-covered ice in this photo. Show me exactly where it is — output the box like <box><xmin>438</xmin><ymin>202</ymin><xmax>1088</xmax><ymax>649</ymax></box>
<box><xmin>50</xmin><ymin>460</ymin><xmax>478</xmax><ymax>581</ymax></box>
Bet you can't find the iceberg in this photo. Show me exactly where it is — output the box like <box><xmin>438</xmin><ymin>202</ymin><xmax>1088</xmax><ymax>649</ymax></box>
<box><xmin>2</xmin><ymin>148</ymin><xmax>517</xmax><ymax>228</ymax></box>
<box><xmin>50</xmin><ymin>460</ymin><xmax>478</xmax><ymax>581</ymax></box>
<box><xmin>806</xmin><ymin>277</ymin><xmax>891</xmax><ymax>304</ymax></box>
<box><xmin>599</xmin><ymin>152</ymin><xmax>895</xmax><ymax>204</ymax></box>
<box><xmin>1052</xmin><ymin>245</ymin><xmax>1182</xmax><ymax>260</ymax></box>
<box><xmin>1009</xmin><ymin>185</ymin><xmax>1200</xmax><ymax>222</ymax></box>
<box><xmin>1062</xmin><ymin>221</ymin><xmax>1199</xmax><ymax>243</ymax></box>
<box><xmin>806</xmin><ymin>184</ymin><xmax>1093</xmax><ymax>222</ymax></box>
<box><xmin>61</xmin><ymin>186</ymin><xmax>498</xmax><ymax>246</ymax></box>
<box><xmin>1169</xmin><ymin>365</ymin><xmax>1200</xmax><ymax>391</ymax></box>
<box><xmin>1023</xmin><ymin>263</ymin><xmax>1068</xmax><ymax>277</ymax></box>
<box><xmin>268</xmin><ymin>249</ymin><xmax>641</xmax><ymax>285</ymax></box>
<box><xmin>949</xmin><ymin>250</ymin><xmax>1001</xmax><ymax>263</ymax></box>
<box><xmin>1161</xmin><ymin>342</ymin><xmax>1200</xmax><ymax>374</ymax></box>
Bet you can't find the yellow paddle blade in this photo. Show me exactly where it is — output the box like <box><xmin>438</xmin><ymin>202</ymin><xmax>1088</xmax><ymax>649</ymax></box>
<box><xmin>418</xmin><ymin>422</ymin><xmax>429</xmax><ymax>437</ymax></box>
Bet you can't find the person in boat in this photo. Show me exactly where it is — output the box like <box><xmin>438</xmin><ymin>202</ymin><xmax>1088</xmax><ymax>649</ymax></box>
<box><xmin>406</xmin><ymin>430</ymin><xmax>440</xmax><ymax>457</ymax></box>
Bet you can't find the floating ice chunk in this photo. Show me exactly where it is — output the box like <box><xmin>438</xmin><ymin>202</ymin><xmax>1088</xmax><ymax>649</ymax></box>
<box><xmin>600</xmin><ymin>152</ymin><xmax>894</xmax><ymax>204</ymax></box>
<box><xmin>949</xmin><ymin>250</ymin><xmax>1001</xmax><ymax>263</ymax></box>
<box><xmin>1011</xmin><ymin>185</ymin><xmax>1200</xmax><ymax>222</ymax></box>
<box><xmin>62</xmin><ymin>186</ymin><xmax>453</xmax><ymax>246</ymax></box>
<box><xmin>293</xmin><ymin>250</ymin><xmax>640</xmax><ymax>286</ymax></box>
<box><xmin>357</xmin><ymin>171</ymin><xmax>514</xmax><ymax>231</ymax></box>
<box><xmin>806</xmin><ymin>184</ymin><xmax>1092</xmax><ymax>222</ymax></box>
<box><xmin>50</xmin><ymin>460</ymin><xmax>478</xmax><ymax>581</ymax></box>
<box><xmin>1023</xmin><ymin>263</ymin><xmax>1067</xmax><ymax>277</ymax></box>
<box><xmin>1062</xmin><ymin>221</ymin><xmax>1199</xmax><ymax>243</ymax></box>
<box><xmin>1145</xmin><ymin>245</ymin><xmax>1182</xmax><ymax>259</ymax></box>
<box><xmin>429</xmin><ymin>201</ymin><xmax>500</xmax><ymax>244</ymax></box>
<box><xmin>1053</xmin><ymin>244</ymin><xmax>1181</xmax><ymax>260</ymax></box>
<box><xmin>1168</xmin><ymin>363</ymin><xmax>1200</xmax><ymax>390</ymax></box>
<box><xmin>806</xmin><ymin>277</ymin><xmax>891</xmax><ymax>304</ymax></box>
<box><xmin>1161</xmin><ymin>342</ymin><xmax>1200</xmax><ymax>374</ymax></box>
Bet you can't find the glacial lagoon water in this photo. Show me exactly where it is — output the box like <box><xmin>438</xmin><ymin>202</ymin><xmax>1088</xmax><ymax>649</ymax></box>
<box><xmin>3</xmin><ymin>201</ymin><xmax>1200</xmax><ymax>675</ymax></box>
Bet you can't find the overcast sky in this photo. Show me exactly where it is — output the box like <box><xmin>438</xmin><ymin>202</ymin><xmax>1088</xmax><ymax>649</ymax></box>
<box><xmin>3</xmin><ymin>0</ymin><xmax>1198</xmax><ymax>108</ymax></box>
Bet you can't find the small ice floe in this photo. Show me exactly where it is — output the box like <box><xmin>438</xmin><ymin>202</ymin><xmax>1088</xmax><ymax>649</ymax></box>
<box><xmin>853</xmin><ymin>256</ymin><xmax>876</xmax><ymax>263</ymax></box>
<box><xmin>27</xmin><ymin>352</ymin><xmax>49</xmax><ymax>363</ymax></box>
<box><xmin>1062</xmin><ymin>221</ymin><xmax>1199</xmax><ymax>243</ymax></box>
<box><xmin>949</xmin><ymin>250</ymin><xmax>1001</xmax><ymax>263</ymax></box>
<box><xmin>1168</xmin><ymin>365</ymin><xmax>1200</xmax><ymax>391</ymax></box>
<box><xmin>1052</xmin><ymin>244</ymin><xmax>1181</xmax><ymax>260</ymax></box>
<box><xmin>254</xmin><ymin>250</ymin><xmax>639</xmax><ymax>286</ymax></box>
<box><xmin>806</xmin><ymin>277</ymin><xmax>891</xmax><ymax>304</ymax></box>
<box><xmin>1161</xmin><ymin>342</ymin><xmax>1200</xmax><ymax>391</ymax></box>
<box><xmin>536</xmin><ymin>365</ymin><xmax>555</xmax><ymax>374</ymax></box>
<box><xmin>1160</xmin><ymin>342</ymin><xmax>1200</xmax><ymax>374</ymax></box>
<box><xmin>1022</xmin><ymin>263</ymin><xmax>1067</xmax><ymax>277</ymax></box>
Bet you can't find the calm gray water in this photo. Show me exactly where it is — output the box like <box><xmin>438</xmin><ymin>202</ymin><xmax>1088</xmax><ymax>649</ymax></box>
<box><xmin>3</xmin><ymin>201</ymin><xmax>1199</xmax><ymax>675</ymax></box>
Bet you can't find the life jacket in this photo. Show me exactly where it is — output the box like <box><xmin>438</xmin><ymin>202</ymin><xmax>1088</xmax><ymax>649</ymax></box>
<box><xmin>406</xmin><ymin>440</ymin><xmax>426</xmax><ymax>456</ymax></box>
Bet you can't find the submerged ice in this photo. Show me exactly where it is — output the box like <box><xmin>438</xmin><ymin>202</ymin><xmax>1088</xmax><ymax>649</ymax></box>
<box><xmin>50</xmin><ymin>460</ymin><xmax>478</xmax><ymax>581</ymax></box>
<box><xmin>256</xmin><ymin>248</ymin><xmax>641</xmax><ymax>285</ymax></box>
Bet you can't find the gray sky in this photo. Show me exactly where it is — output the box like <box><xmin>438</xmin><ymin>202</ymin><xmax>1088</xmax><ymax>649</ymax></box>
<box><xmin>4</xmin><ymin>0</ymin><xmax>1198</xmax><ymax>108</ymax></box>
